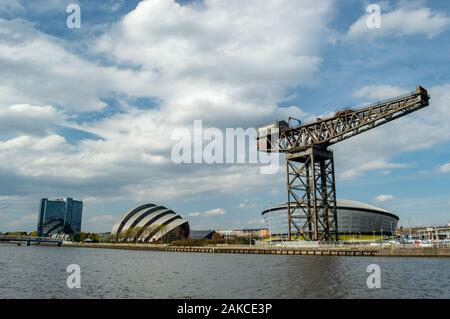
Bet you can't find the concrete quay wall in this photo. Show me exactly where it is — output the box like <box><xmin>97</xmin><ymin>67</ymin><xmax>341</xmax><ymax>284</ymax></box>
<box><xmin>61</xmin><ymin>242</ymin><xmax>450</xmax><ymax>257</ymax></box>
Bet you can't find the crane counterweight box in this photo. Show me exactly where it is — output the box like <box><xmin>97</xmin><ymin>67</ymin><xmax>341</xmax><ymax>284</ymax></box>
<box><xmin>256</xmin><ymin>120</ymin><xmax>288</xmax><ymax>152</ymax></box>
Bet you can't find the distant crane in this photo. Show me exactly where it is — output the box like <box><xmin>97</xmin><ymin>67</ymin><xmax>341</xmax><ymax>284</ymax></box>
<box><xmin>257</xmin><ymin>86</ymin><xmax>430</xmax><ymax>242</ymax></box>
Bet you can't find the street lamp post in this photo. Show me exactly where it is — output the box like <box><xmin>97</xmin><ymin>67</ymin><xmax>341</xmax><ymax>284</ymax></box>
<box><xmin>389</xmin><ymin>222</ymin><xmax>392</xmax><ymax>241</ymax></box>
<box><xmin>350</xmin><ymin>214</ymin><xmax>352</xmax><ymax>241</ymax></box>
<box><xmin>371</xmin><ymin>222</ymin><xmax>375</xmax><ymax>243</ymax></box>
<box><xmin>267</xmin><ymin>201</ymin><xmax>272</xmax><ymax>243</ymax></box>
<box><xmin>270</xmin><ymin>215</ymin><xmax>272</xmax><ymax>243</ymax></box>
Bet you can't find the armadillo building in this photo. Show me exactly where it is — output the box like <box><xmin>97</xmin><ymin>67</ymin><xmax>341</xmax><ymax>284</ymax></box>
<box><xmin>262</xmin><ymin>199</ymin><xmax>399</xmax><ymax>237</ymax></box>
<box><xmin>111</xmin><ymin>203</ymin><xmax>189</xmax><ymax>243</ymax></box>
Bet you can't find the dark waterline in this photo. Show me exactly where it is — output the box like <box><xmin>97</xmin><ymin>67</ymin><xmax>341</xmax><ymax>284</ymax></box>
<box><xmin>1</xmin><ymin>245</ymin><xmax>449</xmax><ymax>299</ymax></box>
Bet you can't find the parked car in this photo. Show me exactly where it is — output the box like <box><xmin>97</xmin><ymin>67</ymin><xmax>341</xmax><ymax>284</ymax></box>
<box><xmin>415</xmin><ymin>240</ymin><xmax>433</xmax><ymax>248</ymax></box>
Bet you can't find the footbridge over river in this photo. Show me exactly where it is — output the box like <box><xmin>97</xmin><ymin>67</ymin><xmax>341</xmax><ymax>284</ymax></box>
<box><xmin>0</xmin><ymin>235</ymin><xmax>63</xmax><ymax>246</ymax></box>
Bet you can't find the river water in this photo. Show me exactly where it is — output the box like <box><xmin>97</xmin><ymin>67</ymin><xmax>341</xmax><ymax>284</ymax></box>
<box><xmin>0</xmin><ymin>245</ymin><xmax>449</xmax><ymax>299</ymax></box>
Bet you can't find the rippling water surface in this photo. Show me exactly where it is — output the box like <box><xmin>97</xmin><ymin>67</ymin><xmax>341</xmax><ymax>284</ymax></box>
<box><xmin>1</xmin><ymin>245</ymin><xmax>449</xmax><ymax>298</ymax></box>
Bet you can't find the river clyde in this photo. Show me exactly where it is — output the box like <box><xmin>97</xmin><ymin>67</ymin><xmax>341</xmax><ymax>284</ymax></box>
<box><xmin>1</xmin><ymin>245</ymin><xmax>449</xmax><ymax>299</ymax></box>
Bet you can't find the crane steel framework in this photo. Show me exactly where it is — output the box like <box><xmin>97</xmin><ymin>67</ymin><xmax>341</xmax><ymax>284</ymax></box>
<box><xmin>257</xmin><ymin>86</ymin><xmax>430</xmax><ymax>242</ymax></box>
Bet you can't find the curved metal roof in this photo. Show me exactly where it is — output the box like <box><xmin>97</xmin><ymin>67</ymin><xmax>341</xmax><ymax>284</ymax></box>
<box><xmin>111</xmin><ymin>203</ymin><xmax>156</xmax><ymax>238</ymax></box>
<box><xmin>261</xmin><ymin>199</ymin><xmax>398</xmax><ymax>220</ymax></box>
<box><xmin>337</xmin><ymin>199</ymin><xmax>390</xmax><ymax>213</ymax></box>
<box><xmin>111</xmin><ymin>203</ymin><xmax>189</xmax><ymax>242</ymax></box>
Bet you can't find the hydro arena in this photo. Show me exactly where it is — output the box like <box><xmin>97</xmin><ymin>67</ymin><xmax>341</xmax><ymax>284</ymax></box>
<box><xmin>262</xmin><ymin>199</ymin><xmax>399</xmax><ymax>238</ymax></box>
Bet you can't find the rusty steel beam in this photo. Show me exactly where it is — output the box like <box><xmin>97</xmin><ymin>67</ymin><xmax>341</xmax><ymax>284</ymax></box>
<box><xmin>271</xmin><ymin>86</ymin><xmax>429</xmax><ymax>153</ymax></box>
<box><xmin>286</xmin><ymin>147</ymin><xmax>338</xmax><ymax>242</ymax></box>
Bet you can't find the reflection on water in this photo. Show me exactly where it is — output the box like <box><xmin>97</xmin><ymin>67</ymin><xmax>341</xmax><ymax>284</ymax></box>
<box><xmin>0</xmin><ymin>245</ymin><xmax>449</xmax><ymax>298</ymax></box>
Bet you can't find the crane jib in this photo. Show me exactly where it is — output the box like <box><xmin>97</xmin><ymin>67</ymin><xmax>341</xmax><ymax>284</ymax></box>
<box><xmin>257</xmin><ymin>86</ymin><xmax>430</xmax><ymax>153</ymax></box>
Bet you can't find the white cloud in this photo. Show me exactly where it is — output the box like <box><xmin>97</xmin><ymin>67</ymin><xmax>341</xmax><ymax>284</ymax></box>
<box><xmin>83</xmin><ymin>214</ymin><xmax>118</xmax><ymax>233</ymax></box>
<box><xmin>87</xmin><ymin>214</ymin><xmax>116</xmax><ymax>224</ymax></box>
<box><xmin>23</xmin><ymin>0</ymin><xmax>65</xmax><ymax>13</ymax></box>
<box><xmin>336</xmin><ymin>84</ymin><xmax>450</xmax><ymax>180</ymax></box>
<box><xmin>189</xmin><ymin>208</ymin><xmax>226</xmax><ymax>217</ymax></box>
<box><xmin>0</xmin><ymin>1</ymin><xmax>325</xmax><ymax>213</ymax></box>
<box><xmin>0</xmin><ymin>135</ymin><xmax>101</xmax><ymax>178</ymax></box>
<box><xmin>353</xmin><ymin>85</ymin><xmax>406</xmax><ymax>101</ymax></box>
<box><xmin>4</xmin><ymin>213</ymin><xmax>35</xmax><ymax>230</ymax></box>
<box><xmin>0</xmin><ymin>104</ymin><xmax>64</xmax><ymax>137</ymax></box>
<box><xmin>269</xmin><ymin>189</ymin><xmax>279</xmax><ymax>196</ymax></box>
<box><xmin>386</xmin><ymin>196</ymin><xmax>450</xmax><ymax>226</ymax></box>
<box><xmin>248</xmin><ymin>218</ymin><xmax>266</xmax><ymax>227</ymax></box>
<box><xmin>0</xmin><ymin>0</ymin><xmax>24</xmax><ymax>16</ymax></box>
<box><xmin>439</xmin><ymin>163</ymin><xmax>450</xmax><ymax>173</ymax></box>
<box><xmin>95</xmin><ymin>0</ymin><xmax>332</xmax><ymax>126</ymax></box>
<box><xmin>0</xmin><ymin>18</ymin><xmax>152</xmax><ymax>112</ymax></box>
<box><xmin>0</xmin><ymin>195</ymin><xmax>18</xmax><ymax>201</ymax></box>
<box><xmin>347</xmin><ymin>3</ymin><xmax>450</xmax><ymax>40</ymax></box>
<box><xmin>0</xmin><ymin>134</ymin><xmax>66</xmax><ymax>152</ymax></box>
<box><xmin>237</xmin><ymin>203</ymin><xmax>246</xmax><ymax>209</ymax></box>
<box><xmin>373</xmin><ymin>194</ymin><xmax>394</xmax><ymax>203</ymax></box>
<box><xmin>124</xmin><ymin>165</ymin><xmax>281</xmax><ymax>202</ymax></box>
<box><xmin>0</xmin><ymin>0</ymin><xmax>329</xmax><ymax>208</ymax></box>
<box><xmin>340</xmin><ymin>160</ymin><xmax>410</xmax><ymax>180</ymax></box>
<box><xmin>0</xmin><ymin>0</ymin><xmax>23</xmax><ymax>14</ymax></box>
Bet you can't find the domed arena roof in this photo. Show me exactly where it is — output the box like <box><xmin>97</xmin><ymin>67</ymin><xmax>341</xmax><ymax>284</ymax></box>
<box><xmin>111</xmin><ymin>204</ymin><xmax>189</xmax><ymax>243</ymax></box>
<box><xmin>261</xmin><ymin>199</ymin><xmax>398</xmax><ymax>220</ymax></box>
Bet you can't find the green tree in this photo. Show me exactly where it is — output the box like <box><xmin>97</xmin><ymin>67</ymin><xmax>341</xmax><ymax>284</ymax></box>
<box><xmin>122</xmin><ymin>228</ymin><xmax>133</xmax><ymax>242</ymax></box>
<box><xmin>156</xmin><ymin>224</ymin><xmax>168</xmax><ymax>244</ymax></box>
<box><xmin>211</xmin><ymin>232</ymin><xmax>223</xmax><ymax>244</ymax></box>
<box><xmin>73</xmin><ymin>232</ymin><xmax>87</xmax><ymax>242</ymax></box>
<box><xmin>140</xmin><ymin>224</ymin><xmax>158</xmax><ymax>242</ymax></box>
<box><xmin>87</xmin><ymin>233</ymin><xmax>100</xmax><ymax>243</ymax></box>
<box><xmin>130</xmin><ymin>226</ymin><xmax>142</xmax><ymax>243</ymax></box>
<box><xmin>103</xmin><ymin>234</ymin><xmax>114</xmax><ymax>243</ymax></box>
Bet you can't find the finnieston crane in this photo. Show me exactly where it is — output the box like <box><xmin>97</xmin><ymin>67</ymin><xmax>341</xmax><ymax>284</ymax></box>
<box><xmin>257</xmin><ymin>86</ymin><xmax>430</xmax><ymax>242</ymax></box>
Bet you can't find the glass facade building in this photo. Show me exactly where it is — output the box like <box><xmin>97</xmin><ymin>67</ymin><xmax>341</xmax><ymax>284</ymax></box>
<box><xmin>37</xmin><ymin>198</ymin><xmax>83</xmax><ymax>237</ymax></box>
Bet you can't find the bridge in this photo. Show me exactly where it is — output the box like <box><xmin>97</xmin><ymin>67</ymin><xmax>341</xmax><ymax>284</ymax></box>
<box><xmin>0</xmin><ymin>235</ymin><xmax>63</xmax><ymax>246</ymax></box>
<box><xmin>417</xmin><ymin>227</ymin><xmax>450</xmax><ymax>240</ymax></box>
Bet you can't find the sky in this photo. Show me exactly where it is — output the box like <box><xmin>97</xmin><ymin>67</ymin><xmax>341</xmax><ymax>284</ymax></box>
<box><xmin>0</xmin><ymin>0</ymin><xmax>449</xmax><ymax>233</ymax></box>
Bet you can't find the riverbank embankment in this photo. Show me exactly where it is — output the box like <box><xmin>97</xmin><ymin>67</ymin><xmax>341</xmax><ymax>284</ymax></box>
<box><xmin>61</xmin><ymin>242</ymin><xmax>450</xmax><ymax>257</ymax></box>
